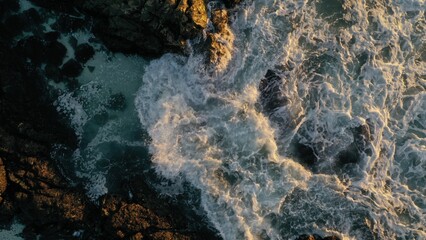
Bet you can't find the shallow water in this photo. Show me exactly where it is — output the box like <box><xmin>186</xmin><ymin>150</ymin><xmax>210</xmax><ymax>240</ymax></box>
<box><xmin>3</xmin><ymin>0</ymin><xmax>424</xmax><ymax>239</ymax></box>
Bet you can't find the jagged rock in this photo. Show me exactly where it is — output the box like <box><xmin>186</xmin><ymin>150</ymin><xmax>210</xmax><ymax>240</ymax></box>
<box><xmin>61</xmin><ymin>59</ymin><xmax>83</xmax><ymax>78</ymax></box>
<box><xmin>8</xmin><ymin>156</ymin><xmax>90</xmax><ymax>226</ymax></box>
<box><xmin>207</xmin><ymin>8</ymin><xmax>234</xmax><ymax>71</ymax></box>
<box><xmin>0</xmin><ymin>158</ymin><xmax>6</xmax><ymax>203</ymax></box>
<box><xmin>75</xmin><ymin>43</ymin><xmax>95</xmax><ymax>63</ymax></box>
<box><xmin>81</xmin><ymin>0</ymin><xmax>207</xmax><ymax>56</ymax></box>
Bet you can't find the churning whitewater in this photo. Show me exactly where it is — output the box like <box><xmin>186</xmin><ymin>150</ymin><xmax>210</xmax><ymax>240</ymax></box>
<box><xmin>46</xmin><ymin>0</ymin><xmax>426</xmax><ymax>239</ymax></box>
<box><xmin>134</xmin><ymin>0</ymin><xmax>425</xmax><ymax>239</ymax></box>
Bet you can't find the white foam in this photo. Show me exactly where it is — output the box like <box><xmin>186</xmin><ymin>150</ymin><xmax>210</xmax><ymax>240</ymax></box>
<box><xmin>135</xmin><ymin>0</ymin><xmax>426</xmax><ymax>239</ymax></box>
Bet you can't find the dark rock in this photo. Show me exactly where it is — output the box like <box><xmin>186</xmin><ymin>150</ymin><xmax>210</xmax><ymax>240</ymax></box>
<box><xmin>81</xmin><ymin>0</ymin><xmax>207</xmax><ymax>56</ymax></box>
<box><xmin>0</xmin><ymin>199</ymin><xmax>15</xmax><ymax>224</ymax></box>
<box><xmin>323</xmin><ymin>236</ymin><xmax>341</xmax><ymax>240</ymax></box>
<box><xmin>16</xmin><ymin>36</ymin><xmax>46</xmax><ymax>64</ymax></box>
<box><xmin>43</xmin><ymin>31</ymin><xmax>61</xmax><ymax>42</ymax></box>
<box><xmin>106</xmin><ymin>93</ymin><xmax>126</xmax><ymax>111</ymax></box>
<box><xmin>44</xmin><ymin>63</ymin><xmax>61</xmax><ymax>81</ymax></box>
<box><xmin>296</xmin><ymin>234</ymin><xmax>340</xmax><ymax>240</ymax></box>
<box><xmin>259</xmin><ymin>69</ymin><xmax>288</xmax><ymax>113</ymax></box>
<box><xmin>61</xmin><ymin>59</ymin><xmax>83</xmax><ymax>78</ymax></box>
<box><xmin>224</xmin><ymin>0</ymin><xmax>243</xmax><ymax>8</ymax></box>
<box><xmin>65</xmin><ymin>77</ymin><xmax>80</xmax><ymax>90</ymax></box>
<box><xmin>4</xmin><ymin>14</ymin><xmax>26</xmax><ymax>37</ymax></box>
<box><xmin>75</xmin><ymin>43</ymin><xmax>95</xmax><ymax>64</ymax></box>
<box><xmin>52</xmin><ymin>14</ymin><xmax>86</xmax><ymax>33</ymax></box>
<box><xmin>28</xmin><ymin>0</ymin><xmax>76</xmax><ymax>13</ymax></box>
<box><xmin>1</xmin><ymin>0</ymin><xmax>20</xmax><ymax>13</ymax></box>
<box><xmin>336</xmin><ymin>124</ymin><xmax>372</xmax><ymax>166</ymax></box>
<box><xmin>22</xmin><ymin>8</ymin><xmax>43</xmax><ymax>25</ymax></box>
<box><xmin>296</xmin><ymin>235</ymin><xmax>316</xmax><ymax>240</ymax></box>
<box><xmin>45</xmin><ymin>41</ymin><xmax>67</xmax><ymax>65</ymax></box>
<box><xmin>293</xmin><ymin>142</ymin><xmax>318</xmax><ymax>167</ymax></box>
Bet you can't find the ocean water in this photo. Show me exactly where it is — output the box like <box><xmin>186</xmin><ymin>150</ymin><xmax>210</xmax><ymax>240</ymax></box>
<box><xmin>5</xmin><ymin>0</ymin><xmax>424</xmax><ymax>239</ymax></box>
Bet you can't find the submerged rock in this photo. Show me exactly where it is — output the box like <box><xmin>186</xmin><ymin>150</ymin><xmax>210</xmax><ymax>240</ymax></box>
<box><xmin>75</xmin><ymin>43</ymin><xmax>95</xmax><ymax>64</ymax></box>
<box><xmin>259</xmin><ymin>69</ymin><xmax>289</xmax><ymax>113</ymax></box>
<box><xmin>44</xmin><ymin>63</ymin><xmax>61</xmax><ymax>81</ymax></box>
<box><xmin>61</xmin><ymin>59</ymin><xmax>83</xmax><ymax>78</ymax></box>
<box><xmin>45</xmin><ymin>41</ymin><xmax>67</xmax><ymax>65</ymax></box>
<box><xmin>106</xmin><ymin>93</ymin><xmax>126</xmax><ymax>111</ymax></box>
<box><xmin>336</xmin><ymin>123</ymin><xmax>373</xmax><ymax>166</ymax></box>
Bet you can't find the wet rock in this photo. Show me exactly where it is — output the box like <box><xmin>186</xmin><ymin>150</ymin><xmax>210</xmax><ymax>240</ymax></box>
<box><xmin>0</xmin><ymin>0</ymin><xmax>20</xmax><ymax>14</ymax></box>
<box><xmin>207</xmin><ymin>8</ymin><xmax>234</xmax><ymax>71</ymax></box>
<box><xmin>61</xmin><ymin>59</ymin><xmax>83</xmax><ymax>78</ymax></box>
<box><xmin>106</xmin><ymin>93</ymin><xmax>126</xmax><ymax>111</ymax></box>
<box><xmin>224</xmin><ymin>0</ymin><xmax>243</xmax><ymax>8</ymax></box>
<box><xmin>336</xmin><ymin>123</ymin><xmax>372</xmax><ymax>166</ymax></box>
<box><xmin>0</xmin><ymin>158</ymin><xmax>6</xmax><ymax>203</ymax></box>
<box><xmin>0</xmin><ymin>199</ymin><xmax>15</xmax><ymax>224</ymax></box>
<box><xmin>52</xmin><ymin>14</ymin><xmax>87</xmax><ymax>33</ymax></box>
<box><xmin>28</xmin><ymin>0</ymin><xmax>76</xmax><ymax>13</ymax></box>
<box><xmin>44</xmin><ymin>63</ymin><xmax>61</xmax><ymax>81</ymax></box>
<box><xmin>45</xmin><ymin>41</ymin><xmax>67</xmax><ymax>65</ymax></box>
<box><xmin>82</xmin><ymin>0</ymin><xmax>207</xmax><ymax>56</ymax></box>
<box><xmin>292</xmin><ymin>142</ymin><xmax>318</xmax><ymax>167</ymax></box>
<box><xmin>259</xmin><ymin>70</ymin><xmax>288</xmax><ymax>113</ymax></box>
<box><xmin>296</xmin><ymin>234</ymin><xmax>341</xmax><ymax>240</ymax></box>
<box><xmin>43</xmin><ymin>31</ymin><xmax>61</xmax><ymax>42</ymax></box>
<box><xmin>22</xmin><ymin>8</ymin><xmax>43</xmax><ymax>25</ymax></box>
<box><xmin>4</xmin><ymin>14</ymin><xmax>26</xmax><ymax>37</ymax></box>
<box><xmin>8</xmin><ymin>156</ymin><xmax>90</xmax><ymax>226</ymax></box>
<box><xmin>16</xmin><ymin>36</ymin><xmax>46</xmax><ymax>64</ymax></box>
<box><xmin>75</xmin><ymin>43</ymin><xmax>95</xmax><ymax>64</ymax></box>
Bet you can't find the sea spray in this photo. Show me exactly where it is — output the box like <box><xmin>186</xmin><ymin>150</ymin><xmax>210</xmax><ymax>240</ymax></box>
<box><xmin>135</xmin><ymin>0</ymin><xmax>425</xmax><ymax>239</ymax></box>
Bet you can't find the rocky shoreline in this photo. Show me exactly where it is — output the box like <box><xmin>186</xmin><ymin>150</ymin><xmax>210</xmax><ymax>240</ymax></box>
<box><xmin>1</xmin><ymin>0</ymin><xmax>342</xmax><ymax>239</ymax></box>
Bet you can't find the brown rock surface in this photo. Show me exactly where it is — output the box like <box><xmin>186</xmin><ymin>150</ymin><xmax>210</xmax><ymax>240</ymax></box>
<box><xmin>207</xmin><ymin>8</ymin><xmax>235</xmax><ymax>71</ymax></box>
<box><xmin>0</xmin><ymin>158</ymin><xmax>6</xmax><ymax>203</ymax></box>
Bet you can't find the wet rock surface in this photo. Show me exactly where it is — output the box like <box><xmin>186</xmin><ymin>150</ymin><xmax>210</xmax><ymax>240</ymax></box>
<box><xmin>80</xmin><ymin>0</ymin><xmax>207</xmax><ymax>56</ymax></box>
<box><xmin>296</xmin><ymin>234</ymin><xmax>341</xmax><ymax>240</ymax></box>
<box><xmin>207</xmin><ymin>8</ymin><xmax>235</xmax><ymax>70</ymax></box>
